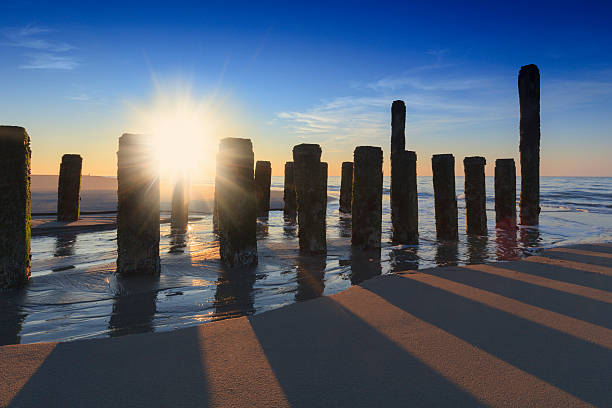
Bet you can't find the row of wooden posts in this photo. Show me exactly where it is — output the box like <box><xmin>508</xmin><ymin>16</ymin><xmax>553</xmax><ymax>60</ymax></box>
<box><xmin>0</xmin><ymin>64</ymin><xmax>541</xmax><ymax>288</ymax></box>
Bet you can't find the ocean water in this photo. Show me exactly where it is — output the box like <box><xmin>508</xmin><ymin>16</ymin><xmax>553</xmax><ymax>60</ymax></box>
<box><xmin>1</xmin><ymin>176</ymin><xmax>611</xmax><ymax>345</ymax></box>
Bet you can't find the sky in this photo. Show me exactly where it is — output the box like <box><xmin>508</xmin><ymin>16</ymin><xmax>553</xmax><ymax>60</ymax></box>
<box><xmin>1</xmin><ymin>0</ymin><xmax>611</xmax><ymax>179</ymax></box>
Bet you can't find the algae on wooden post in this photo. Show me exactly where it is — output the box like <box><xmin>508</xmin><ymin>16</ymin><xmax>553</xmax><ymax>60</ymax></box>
<box><xmin>0</xmin><ymin>126</ymin><xmax>31</xmax><ymax>288</ymax></box>
<box><xmin>116</xmin><ymin>133</ymin><xmax>160</xmax><ymax>275</ymax></box>
<box><xmin>57</xmin><ymin>154</ymin><xmax>82</xmax><ymax>222</ymax></box>
<box><xmin>432</xmin><ymin>154</ymin><xmax>458</xmax><ymax>241</ymax></box>
<box><xmin>352</xmin><ymin>146</ymin><xmax>383</xmax><ymax>249</ymax></box>
<box><xmin>519</xmin><ymin>64</ymin><xmax>541</xmax><ymax>225</ymax></box>
<box><xmin>463</xmin><ymin>156</ymin><xmax>487</xmax><ymax>235</ymax></box>
<box><xmin>216</xmin><ymin>138</ymin><xmax>258</xmax><ymax>267</ymax></box>
<box><xmin>293</xmin><ymin>144</ymin><xmax>326</xmax><ymax>254</ymax></box>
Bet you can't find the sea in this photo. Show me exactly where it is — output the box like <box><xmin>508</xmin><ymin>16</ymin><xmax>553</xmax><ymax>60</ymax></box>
<box><xmin>1</xmin><ymin>176</ymin><xmax>611</xmax><ymax>345</ymax></box>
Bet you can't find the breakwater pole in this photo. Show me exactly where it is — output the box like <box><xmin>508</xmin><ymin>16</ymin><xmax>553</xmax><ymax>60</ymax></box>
<box><xmin>0</xmin><ymin>126</ymin><xmax>31</xmax><ymax>288</ymax></box>
<box><xmin>495</xmin><ymin>158</ymin><xmax>517</xmax><ymax>229</ymax></box>
<box><xmin>216</xmin><ymin>138</ymin><xmax>258</xmax><ymax>267</ymax></box>
<box><xmin>352</xmin><ymin>146</ymin><xmax>383</xmax><ymax>249</ymax></box>
<box><xmin>432</xmin><ymin>154</ymin><xmax>458</xmax><ymax>241</ymax></box>
<box><xmin>390</xmin><ymin>100</ymin><xmax>418</xmax><ymax>244</ymax></box>
<box><xmin>57</xmin><ymin>154</ymin><xmax>82</xmax><ymax>222</ymax></box>
<box><xmin>255</xmin><ymin>161</ymin><xmax>271</xmax><ymax>217</ymax></box>
<box><xmin>116</xmin><ymin>133</ymin><xmax>160</xmax><ymax>275</ymax></box>
<box><xmin>293</xmin><ymin>144</ymin><xmax>326</xmax><ymax>254</ymax></box>
<box><xmin>339</xmin><ymin>161</ymin><xmax>353</xmax><ymax>213</ymax></box>
<box><xmin>283</xmin><ymin>162</ymin><xmax>297</xmax><ymax>216</ymax></box>
<box><xmin>171</xmin><ymin>176</ymin><xmax>189</xmax><ymax>232</ymax></box>
<box><xmin>519</xmin><ymin>64</ymin><xmax>541</xmax><ymax>225</ymax></box>
<box><xmin>463</xmin><ymin>156</ymin><xmax>487</xmax><ymax>235</ymax></box>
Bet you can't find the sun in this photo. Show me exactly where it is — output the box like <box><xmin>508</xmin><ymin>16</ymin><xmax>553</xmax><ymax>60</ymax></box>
<box><xmin>130</xmin><ymin>81</ymin><xmax>219</xmax><ymax>182</ymax></box>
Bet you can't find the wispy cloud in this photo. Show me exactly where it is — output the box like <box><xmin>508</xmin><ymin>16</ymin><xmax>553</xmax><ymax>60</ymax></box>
<box><xmin>3</xmin><ymin>24</ymin><xmax>78</xmax><ymax>70</ymax></box>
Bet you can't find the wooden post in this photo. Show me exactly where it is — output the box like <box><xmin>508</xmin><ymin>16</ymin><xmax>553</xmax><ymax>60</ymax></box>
<box><xmin>463</xmin><ymin>156</ymin><xmax>487</xmax><ymax>235</ymax></box>
<box><xmin>293</xmin><ymin>144</ymin><xmax>326</xmax><ymax>254</ymax></box>
<box><xmin>255</xmin><ymin>161</ymin><xmax>272</xmax><ymax>217</ymax></box>
<box><xmin>495</xmin><ymin>158</ymin><xmax>517</xmax><ymax>229</ymax></box>
<box><xmin>116</xmin><ymin>133</ymin><xmax>160</xmax><ymax>275</ymax></box>
<box><xmin>339</xmin><ymin>161</ymin><xmax>353</xmax><ymax>213</ymax></box>
<box><xmin>171</xmin><ymin>176</ymin><xmax>189</xmax><ymax>232</ymax></box>
<box><xmin>432</xmin><ymin>154</ymin><xmax>458</xmax><ymax>241</ymax></box>
<box><xmin>0</xmin><ymin>126</ymin><xmax>31</xmax><ymax>288</ymax></box>
<box><xmin>391</xmin><ymin>150</ymin><xmax>418</xmax><ymax>243</ymax></box>
<box><xmin>519</xmin><ymin>64</ymin><xmax>541</xmax><ymax>225</ymax></box>
<box><xmin>352</xmin><ymin>146</ymin><xmax>383</xmax><ymax>249</ymax></box>
<box><xmin>283</xmin><ymin>162</ymin><xmax>297</xmax><ymax>215</ymax></box>
<box><xmin>57</xmin><ymin>154</ymin><xmax>82</xmax><ymax>222</ymax></box>
<box><xmin>216</xmin><ymin>138</ymin><xmax>258</xmax><ymax>267</ymax></box>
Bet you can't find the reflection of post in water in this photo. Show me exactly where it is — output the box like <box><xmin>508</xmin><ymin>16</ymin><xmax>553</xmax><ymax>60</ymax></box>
<box><xmin>169</xmin><ymin>230</ymin><xmax>188</xmax><ymax>253</ymax></box>
<box><xmin>214</xmin><ymin>268</ymin><xmax>256</xmax><ymax>320</ymax></box>
<box><xmin>350</xmin><ymin>248</ymin><xmax>382</xmax><ymax>285</ymax></box>
<box><xmin>256</xmin><ymin>217</ymin><xmax>269</xmax><ymax>238</ymax></box>
<box><xmin>389</xmin><ymin>246</ymin><xmax>419</xmax><ymax>273</ymax></box>
<box><xmin>54</xmin><ymin>232</ymin><xmax>78</xmax><ymax>257</ymax></box>
<box><xmin>0</xmin><ymin>292</ymin><xmax>27</xmax><ymax>345</ymax></box>
<box><xmin>466</xmin><ymin>235</ymin><xmax>488</xmax><ymax>265</ymax></box>
<box><xmin>520</xmin><ymin>226</ymin><xmax>540</xmax><ymax>251</ymax></box>
<box><xmin>435</xmin><ymin>240</ymin><xmax>459</xmax><ymax>267</ymax></box>
<box><xmin>295</xmin><ymin>255</ymin><xmax>326</xmax><ymax>301</ymax></box>
<box><xmin>109</xmin><ymin>275</ymin><xmax>159</xmax><ymax>337</ymax></box>
<box><xmin>338</xmin><ymin>216</ymin><xmax>351</xmax><ymax>238</ymax></box>
<box><xmin>496</xmin><ymin>226</ymin><xmax>520</xmax><ymax>261</ymax></box>
<box><xmin>283</xmin><ymin>214</ymin><xmax>297</xmax><ymax>238</ymax></box>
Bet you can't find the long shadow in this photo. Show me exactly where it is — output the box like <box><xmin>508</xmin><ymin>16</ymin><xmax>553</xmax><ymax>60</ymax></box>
<box><xmin>249</xmin><ymin>296</ymin><xmax>485</xmax><ymax>407</ymax></box>
<box><xmin>350</xmin><ymin>248</ymin><xmax>382</xmax><ymax>285</ymax></box>
<box><xmin>425</xmin><ymin>265</ymin><xmax>612</xmax><ymax>328</ymax></box>
<box><xmin>492</xmin><ymin>260</ymin><xmax>612</xmax><ymax>291</ymax></box>
<box><xmin>389</xmin><ymin>246</ymin><xmax>419</xmax><ymax>273</ymax></box>
<box><xmin>9</xmin><ymin>326</ymin><xmax>211</xmax><ymax>406</ymax></box>
<box><xmin>538</xmin><ymin>249</ymin><xmax>612</xmax><ymax>267</ymax></box>
<box><xmin>108</xmin><ymin>275</ymin><xmax>159</xmax><ymax>337</ymax></box>
<box><xmin>359</xmin><ymin>275</ymin><xmax>612</xmax><ymax>406</ymax></box>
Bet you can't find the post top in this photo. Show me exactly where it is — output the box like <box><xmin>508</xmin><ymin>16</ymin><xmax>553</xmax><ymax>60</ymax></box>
<box><xmin>432</xmin><ymin>153</ymin><xmax>454</xmax><ymax>162</ymax></box>
<box><xmin>293</xmin><ymin>143</ymin><xmax>321</xmax><ymax>154</ymax></box>
<box><xmin>0</xmin><ymin>125</ymin><xmax>29</xmax><ymax>144</ymax></box>
<box><xmin>62</xmin><ymin>153</ymin><xmax>83</xmax><ymax>162</ymax></box>
<box><xmin>119</xmin><ymin>133</ymin><xmax>151</xmax><ymax>146</ymax></box>
<box><xmin>464</xmin><ymin>156</ymin><xmax>486</xmax><ymax>166</ymax></box>
<box><xmin>341</xmin><ymin>161</ymin><xmax>353</xmax><ymax>168</ymax></box>
<box><xmin>256</xmin><ymin>160</ymin><xmax>271</xmax><ymax>167</ymax></box>
<box><xmin>354</xmin><ymin>146</ymin><xmax>383</xmax><ymax>161</ymax></box>
<box><xmin>392</xmin><ymin>100</ymin><xmax>406</xmax><ymax>110</ymax></box>
<box><xmin>219</xmin><ymin>137</ymin><xmax>253</xmax><ymax>151</ymax></box>
<box><xmin>520</xmin><ymin>64</ymin><xmax>539</xmax><ymax>73</ymax></box>
<box><xmin>495</xmin><ymin>158</ymin><xmax>516</xmax><ymax>166</ymax></box>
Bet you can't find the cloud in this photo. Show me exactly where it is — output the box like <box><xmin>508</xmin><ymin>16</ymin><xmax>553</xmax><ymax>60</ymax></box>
<box><xmin>3</xmin><ymin>25</ymin><xmax>78</xmax><ymax>70</ymax></box>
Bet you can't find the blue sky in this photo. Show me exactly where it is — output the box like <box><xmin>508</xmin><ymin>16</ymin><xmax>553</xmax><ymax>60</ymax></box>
<box><xmin>1</xmin><ymin>1</ymin><xmax>611</xmax><ymax>177</ymax></box>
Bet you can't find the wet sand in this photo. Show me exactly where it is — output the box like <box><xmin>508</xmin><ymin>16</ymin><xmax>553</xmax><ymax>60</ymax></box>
<box><xmin>1</xmin><ymin>243</ymin><xmax>611</xmax><ymax>407</ymax></box>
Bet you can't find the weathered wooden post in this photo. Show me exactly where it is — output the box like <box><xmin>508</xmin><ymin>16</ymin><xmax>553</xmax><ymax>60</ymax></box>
<box><xmin>352</xmin><ymin>146</ymin><xmax>383</xmax><ymax>249</ymax></box>
<box><xmin>519</xmin><ymin>64</ymin><xmax>541</xmax><ymax>225</ymax></box>
<box><xmin>463</xmin><ymin>156</ymin><xmax>487</xmax><ymax>235</ymax></box>
<box><xmin>390</xmin><ymin>100</ymin><xmax>418</xmax><ymax>244</ymax></box>
<box><xmin>321</xmin><ymin>161</ymin><xmax>328</xmax><ymax>208</ymax></box>
<box><xmin>0</xmin><ymin>126</ymin><xmax>31</xmax><ymax>288</ymax></box>
<box><xmin>171</xmin><ymin>176</ymin><xmax>189</xmax><ymax>232</ymax></box>
<box><xmin>339</xmin><ymin>161</ymin><xmax>353</xmax><ymax>213</ymax></box>
<box><xmin>391</xmin><ymin>150</ymin><xmax>419</xmax><ymax>244</ymax></box>
<box><xmin>432</xmin><ymin>154</ymin><xmax>458</xmax><ymax>241</ymax></box>
<box><xmin>57</xmin><ymin>154</ymin><xmax>82</xmax><ymax>222</ymax></box>
<box><xmin>495</xmin><ymin>158</ymin><xmax>517</xmax><ymax>229</ymax></box>
<box><xmin>216</xmin><ymin>138</ymin><xmax>258</xmax><ymax>267</ymax></box>
<box><xmin>116</xmin><ymin>133</ymin><xmax>160</xmax><ymax>275</ymax></box>
<box><xmin>283</xmin><ymin>162</ymin><xmax>297</xmax><ymax>215</ymax></box>
<box><xmin>293</xmin><ymin>144</ymin><xmax>326</xmax><ymax>254</ymax></box>
<box><xmin>255</xmin><ymin>160</ymin><xmax>271</xmax><ymax>217</ymax></box>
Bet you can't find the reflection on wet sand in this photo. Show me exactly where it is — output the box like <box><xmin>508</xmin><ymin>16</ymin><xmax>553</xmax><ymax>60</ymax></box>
<box><xmin>467</xmin><ymin>235</ymin><xmax>488</xmax><ymax>265</ymax></box>
<box><xmin>0</xmin><ymin>291</ymin><xmax>27</xmax><ymax>345</ymax></box>
<box><xmin>435</xmin><ymin>241</ymin><xmax>459</xmax><ymax>267</ymax></box>
<box><xmin>296</xmin><ymin>255</ymin><xmax>326</xmax><ymax>301</ymax></box>
<box><xmin>496</xmin><ymin>226</ymin><xmax>520</xmax><ymax>261</ymax></box>
<box><xmin>338</xmin><ymin>216</ymin><xmax>351</xmax><ymax>238</ymax></box>
<box><xmin>520</xmin><ymin>226</ymin><xmax>540</xmax><ymax>250</ymax></box>
<box><xmin>214</xmin><ymin>267</ymin><xmax>256</xmax><ymax>320</ymax></box>
<box><xmin>257</xmin><ymin>217</ymin><xmax>269</xmax><ymax>238</ymax></box>
<box><xmin>169</xmin><ymin>231</ymin><xmax>188</xmax><ymax>253</ymax></box>
<box><xmin>54</xmin><ymin>232</ymin><xmax>77</xmax><ymax>257</ymax></box>
<box><xmin>389</xmin><ymin>246</ymin><xmax>419</xmax><ymax>273</ymax></box>
<box><xmin>109</xmin><ymin>275</ymin><xmax>159</xmax><ymax>337</ymax></box>
<box><xmin>283</xmin><ymin>214</ymin><xmax>297</xmax><ymax>238</ymax></box>
<box><xmin>351</xmin><ymin>248</ymin><xmax>382</xmax><ymax>285</ymax></box>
